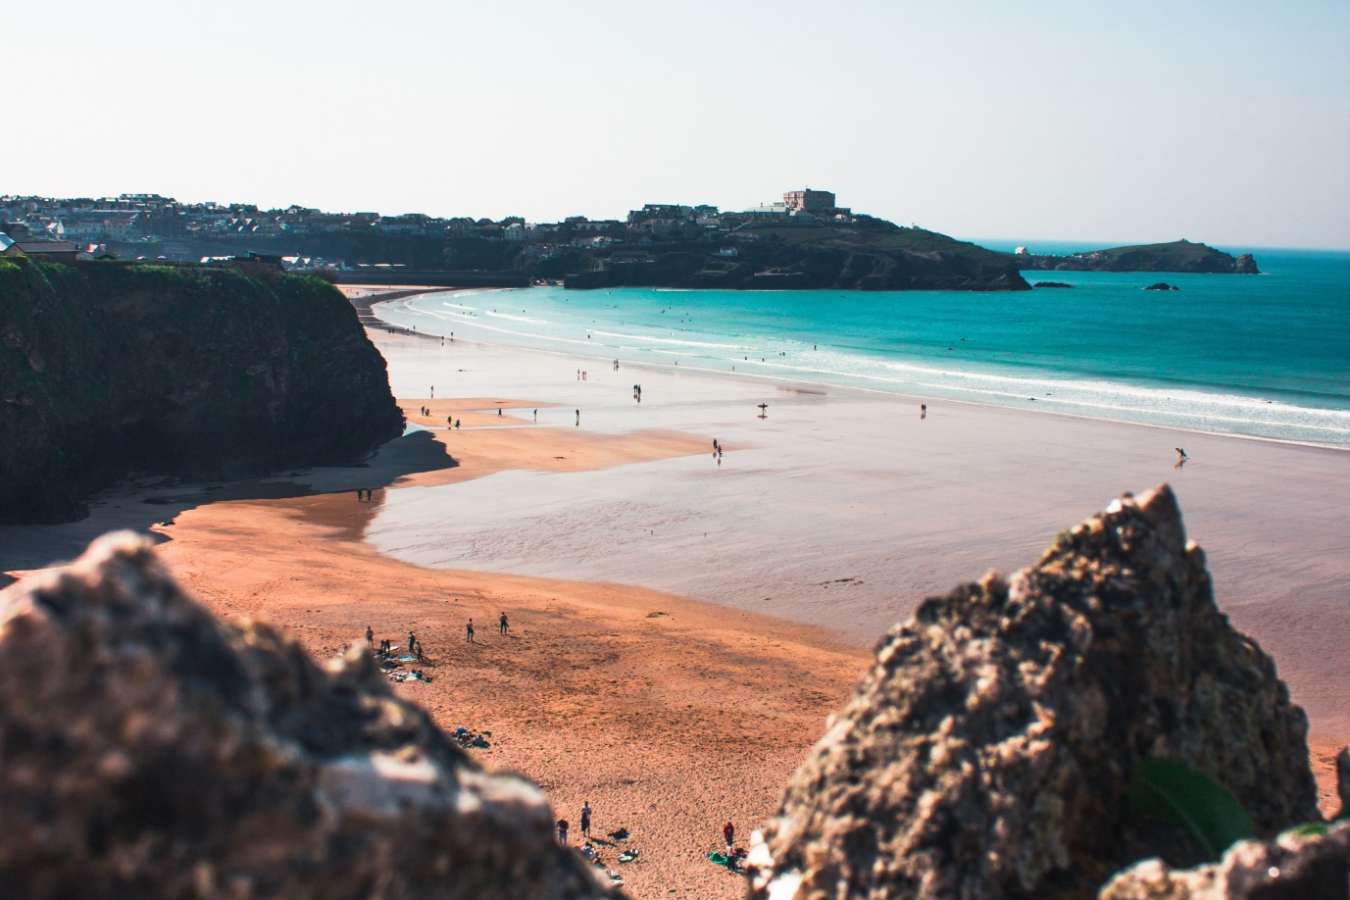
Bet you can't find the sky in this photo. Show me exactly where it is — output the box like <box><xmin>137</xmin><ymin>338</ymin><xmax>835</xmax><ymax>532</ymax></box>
<box><xmin>5</xmin><ymin>0</ymin><xmax>1349</xmax><ymax>248</ymax></box>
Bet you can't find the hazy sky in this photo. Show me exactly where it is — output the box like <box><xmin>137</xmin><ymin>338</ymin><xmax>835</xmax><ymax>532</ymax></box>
<box><xmin>6</xmin><ymin>1</ymin><xmax>1349</xmax><ymax>248</ymax></box>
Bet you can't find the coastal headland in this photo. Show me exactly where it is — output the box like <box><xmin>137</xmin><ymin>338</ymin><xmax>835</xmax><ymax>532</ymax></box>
<box><xmin>4</xmin><ymin>285</ymin><xmax>1346</xmax><ymax>896</ymax></box>
<box><xmin>1013</xmin><ymin>238</ymin><xmax>1259</xmax><ymax>274</ymax></box>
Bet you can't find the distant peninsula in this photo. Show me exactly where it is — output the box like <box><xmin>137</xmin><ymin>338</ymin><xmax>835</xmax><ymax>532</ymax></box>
<box><xmin>561</xmin><ymin>214</ymin><xmax>1029</xmax><ymax>292</ymax></box>
<box><xmin>1012</xmin><ymin>239</ymin><xmax>1259</xmax><ymax>274</ymax></box>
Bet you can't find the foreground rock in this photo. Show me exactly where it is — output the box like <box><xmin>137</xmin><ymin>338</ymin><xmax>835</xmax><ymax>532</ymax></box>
<box><xmin>0</xmin><ymin>259</ymin><xmax>404</xmax><ymax>523</ymax></box>
<box><xmin>0</xmin><ymin>533</ymin><xmax>616</xmax><ymax>899</ymax></box>
<box><xmin>750</xmin><ymin>485</ymin><xmax>1318</xmax><ymax>899</ymax></box>
<box><xmin>1101</xmin><ymin>820</ymin><xmax>1349</xmax><ymax>900</ymax></box>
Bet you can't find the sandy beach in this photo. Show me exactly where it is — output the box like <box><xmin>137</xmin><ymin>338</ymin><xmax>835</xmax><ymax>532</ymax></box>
<box><xmin>2</xmin><ymin>294</ymin><xmax>1346</xmax><ymax>897</ymax></box>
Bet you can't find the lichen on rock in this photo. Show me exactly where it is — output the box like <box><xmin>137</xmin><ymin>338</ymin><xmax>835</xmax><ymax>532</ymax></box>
<box><xmin>0</xmin><ymin>532</ymin><xmax>617</xmax><ymax>899</ymax></box>
<box><xmin>750</xmin><ymin>485</ymin><xmax>1319</xmax><ymax>900</ymax></box>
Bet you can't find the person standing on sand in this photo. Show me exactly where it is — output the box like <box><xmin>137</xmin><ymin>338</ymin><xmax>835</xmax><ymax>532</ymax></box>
<box><xmin>499</xmin><ymin>611</ymin><xmax>509</xmax><ymax>635</ymax></box>
<box><xmin>466</xmin><ymin>619</ymin><xmax>475</xmax><ymax>642</ymax></box>
<box><xmin>580</xmin><ymin>801</ymin><xmax>592</xmax><ymax>837</ymax></box>
<box><xmin>557</xmin><ymin>819</ymin><xmax>568</xmax><ymax>845</ymax></box>
<box><xmin>533</xmin><ymin>409</ymin><xmax>538</xmax><ymax>422</ymax></box>
<box><xmin>498</xmin><ymin>407</ymin><xmax>502</xmax><ymax>416</ymax></box>
<box><xmin>723</xmin><ymin>821</ymin><xmax>735</xmax><ymax>852</ymax></box>
<box><xmin>407</xmin><ymin>631</ymin><xmax>416</xmax><ymax>657</ymax></box>
<box><xmin>365</xmin><ymin>625</ymin><xmax>373</xmax><ymax>646</ymax></box>
<box><xmin>430</xmin><ymin>385</ymin><xmax>434</xmax><ymax>399</ymax></box>
<box><xmin>920</xmin><ymin>403</ymin><xmax>927</xmax><ymax>420</ymax></box>
<box><xmin>575</xmin><ymin>409</ymin><xmax>580</xmax><ymax>427</ymax></box>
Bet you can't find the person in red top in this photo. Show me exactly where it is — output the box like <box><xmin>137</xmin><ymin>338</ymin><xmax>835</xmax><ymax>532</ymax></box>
<box><xmin>723</xmin><ymin>821</ymin><xmax>735</xmax><ymax>852</ymax></box>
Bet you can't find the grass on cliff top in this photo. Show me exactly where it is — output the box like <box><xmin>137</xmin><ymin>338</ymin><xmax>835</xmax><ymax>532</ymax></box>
<box><xmin>17</xmin><ymin>259</ymin><xmax>339</xmax><ymax>300</ymax></box>
<box><xmin>744</xmin><ymin>217</ymin><xmax>1005</xmax><ymax>259</ymax></box>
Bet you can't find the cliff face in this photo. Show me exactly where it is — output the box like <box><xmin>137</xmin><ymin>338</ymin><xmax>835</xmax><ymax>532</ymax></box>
<box><xmin>750</xmin><ymin>486</ymin><xmax>1319</xmax><ymax>900</ymax></box>
<box><xmin>0</xmin><ymin>259</ymin><xmax>403</xmax><ymax>523</ymax></box>
<box><xmin>1016</xmin><ymin>240</ymin><xmax>1259</xmax><ymax>274</ymax></box>
<box><xmin>0</xmin><ymin>532</ymin><xmax>617</xmax><ymax>899</ymax></box>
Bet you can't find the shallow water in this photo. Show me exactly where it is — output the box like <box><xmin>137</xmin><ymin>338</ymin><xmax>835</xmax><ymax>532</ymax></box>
<box><xmin>376</xmin><ymin>247</ymin><xmax>1350</xmax><ymax>445</ymax></box>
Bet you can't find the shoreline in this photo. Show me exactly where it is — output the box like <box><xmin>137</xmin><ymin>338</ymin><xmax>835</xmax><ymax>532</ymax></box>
<box><xmin>370</xmin><ymin>291</ymin><xmax>1350</xmax><ymax>454</ymax></box>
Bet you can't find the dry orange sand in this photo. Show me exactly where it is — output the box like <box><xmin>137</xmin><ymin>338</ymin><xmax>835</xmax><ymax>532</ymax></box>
<box><xmin>150</xmin><ymin>405</ymin><xmax>857</xmax><ymax>899</ymax></box>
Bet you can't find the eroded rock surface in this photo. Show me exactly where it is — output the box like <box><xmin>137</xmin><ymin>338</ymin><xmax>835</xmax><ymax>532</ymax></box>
<box><xmin>750</xmin><ymin>485</ymin><xmax>1318</xmax><ymax>899</ymax></box>
<box><xmin>0</xmin><ymin>533</ymin><xmax>616</xmax><ymax>899</ymax></box>
<box><xmin>1100</xmin><ymin>821</ymin><xmax>1349</xmax><ymax>900</ymax></box>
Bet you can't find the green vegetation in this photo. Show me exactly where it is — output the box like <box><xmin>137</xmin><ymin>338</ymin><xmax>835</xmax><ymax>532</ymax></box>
<box><xmin>1127</xmin><ymin>758</ymin><xmax>1255</xmax><ymax>859</ymax></box>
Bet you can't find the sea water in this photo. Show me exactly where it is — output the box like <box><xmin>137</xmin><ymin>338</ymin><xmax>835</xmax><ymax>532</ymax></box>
<box><xmin>375</xmin><ymin>246</ymin><xmax>1350</xmax><ymax>447</ymax></box>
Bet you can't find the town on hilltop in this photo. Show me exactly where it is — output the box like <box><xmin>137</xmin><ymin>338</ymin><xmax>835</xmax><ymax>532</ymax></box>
<box><xmin>0</xmin><ymin>188</ymin><xmax>854</xmax><ymax>272</ymax></box>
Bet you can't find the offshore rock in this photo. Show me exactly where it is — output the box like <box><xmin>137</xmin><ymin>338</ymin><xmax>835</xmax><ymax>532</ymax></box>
<box><xmin>0</xmin><ymin>260</ymin><xmax>404</xmax><ymax>523</ymax></box>
<box><xmin>750</xmin><ymin>485</ymin><xmax>1317</xmax><ymax>900</ymax></box>
<box><xmin>0</xmin><ymin>533</ymin><xmax>617</xmax><ymax>900</ymax></box>
<box><xmin>1099</xmin><ymin>820</ymin><xmax>1349</xmax><ymax>900</ymax></box>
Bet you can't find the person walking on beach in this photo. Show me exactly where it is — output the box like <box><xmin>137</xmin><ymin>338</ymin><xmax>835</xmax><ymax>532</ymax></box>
<box><xmin>557</xmin><ymin>819</ymin><xmax>569</xmax><ymax>845</ymax></box>
<box><xmin>365</xmin><ymin>625</ymin><xmax>373</xmax><ymax>646</ymax></box>
<box><xmin>455</xmin><ymin>419</ymin><xmax>461</xmax><ymax>430</ymax></box>
<box><xmin>407</xmin><ymin>631</ymin><xmax>416</xmax><ymax>657</ymax></box>
<box><xmin>533</xmin><ymin>409</ymin><xmax>538</xmax><ymax>422</ymax></box>
<box><xmin>498</xmin><ymin>407</ymin><xmax>502</xmax><ymax>416</ymax></box>
<box><xmin>920</xmin><ymin>402</ymin><xmax>927</xmax><ymax>420</ymax></box>
<box><xmin>430</xmin><ymin>385</ymin><xmax>435</xmax><ymax>399</ymax></box>
<box><xmin>580</xmin><ymin>801</ymin><xmax>592</xmax><ymax>838</ymax></box>
<box><xmin>466</xmin><ymin>619</ymin><xmax>475</xmax><ymax>642</ymax></box>
<box><xmin>723</xmin><ymin>821</ymin><xmax>735</xmax><ymax>852</ymax></box>
<box><xmin>575</xmin><ymin>409</ymin><xmax>580</xmax><ymax>427</ymax></box>
<box><xmin>499</xmin><ymin>611</ymin><xmax>509</xmax><ymax>635</ymax></box>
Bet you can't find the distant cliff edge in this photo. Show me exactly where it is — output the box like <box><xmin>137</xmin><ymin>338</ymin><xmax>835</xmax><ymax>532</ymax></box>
<box><xmin>1014</xmin><ymin>239</ymin><xmax>1259</xmax><ymax>274</ymax></box>
<box><xmin>0</xmin><ymin>259</ymin><xmax>403</xmax><ymax>523</ymax></box>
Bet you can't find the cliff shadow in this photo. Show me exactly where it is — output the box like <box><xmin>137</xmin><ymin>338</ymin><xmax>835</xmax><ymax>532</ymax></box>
<box><xmin>0</xmin><ymin>430</ymin><xmax>455</xmax><ymax>588</ymax></box>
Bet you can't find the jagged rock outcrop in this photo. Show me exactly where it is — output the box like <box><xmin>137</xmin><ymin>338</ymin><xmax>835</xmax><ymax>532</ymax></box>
<box><xmin>0</xmin><ymin>533</ymin><xmax>616</xmax><ymax>900</ymax></box>
<box><xmin>750</xmin><ymin>485</ymin><xmax>1318</xmax><ymax>900</ymax></box>
<box><xmin>0</xmin><ymin>259</ymin><xmax>404</xmax><ymax>523</ymax></box>
<box><xmin>1233</xmin><ymin>254</ymin><xmax>1259</xmax><ymax>275</ymax></box>
<box><xmin>1100</xmin><ymin>821</ymin><xmax>1349</xmax><ymax>900</ymax></box>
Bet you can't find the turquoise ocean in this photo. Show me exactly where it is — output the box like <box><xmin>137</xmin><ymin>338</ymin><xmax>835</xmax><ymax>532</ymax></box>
<box><xmin>376</xmin><ymin>243</ymin><xmax>1350</xmax><ymax>447</ymax></box>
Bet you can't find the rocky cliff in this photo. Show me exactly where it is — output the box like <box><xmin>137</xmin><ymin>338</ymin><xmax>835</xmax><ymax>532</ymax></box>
<box><xmin>1015</xmin><ymin>240</ymin><xmax>1259</xmax><ymax>274</ymax></box>
<box><xmin>749</xmin><ymin>485</ymin><xmax>1321</xmax><ymax>900</ymax></box>
<box><xmin>0</xmin><ymin>259</ymin><xmax>403</xmax><ymax>523</ymax></box>
<box><xmin>0</xmin><ymin>532</ymin><xmax>617</xmax><ymax>900</ymax></box>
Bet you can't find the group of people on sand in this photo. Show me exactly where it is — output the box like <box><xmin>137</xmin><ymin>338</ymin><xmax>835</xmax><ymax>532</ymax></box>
<box><xmin>355</xmin><ymin>488</ymin><xmax>376</xmax><ymax>502</ymax></box>
<box><xmin>365</xmin><ymin>625</ymin><xmax>425</xmax><ymax>662</ymax></box>
<box><xmin>576</xmin><ymin>369</ymin><xmax>589</xmax><ymax>381</ymax></box>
